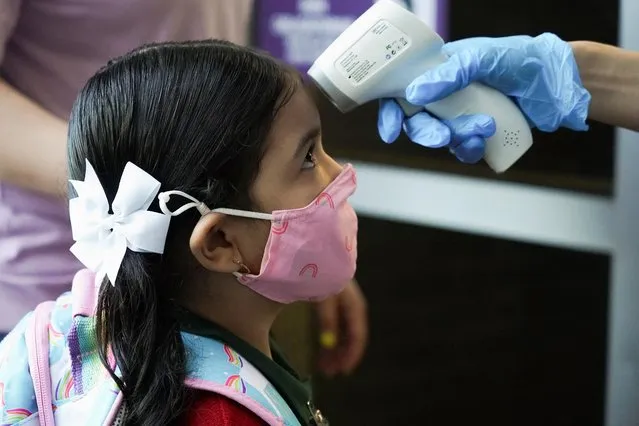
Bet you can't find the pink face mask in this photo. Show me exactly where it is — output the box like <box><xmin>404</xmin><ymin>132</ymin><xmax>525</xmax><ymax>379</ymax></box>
<box><xmin>158</xmin><ymin>164</ymin><xmax>358</xmax><ymax>304</ymax></box>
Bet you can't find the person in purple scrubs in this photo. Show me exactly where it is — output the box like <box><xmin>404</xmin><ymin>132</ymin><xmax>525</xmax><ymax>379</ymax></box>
<box><xmin>0</xmin><ymin>0</ymin><xmax>368</xmax><ymax>377</ymax></box>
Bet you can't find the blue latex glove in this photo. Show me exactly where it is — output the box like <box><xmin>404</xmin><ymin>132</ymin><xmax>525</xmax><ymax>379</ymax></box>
<box><xmin>377</xmin><ymin>32</ymin><xmax>592</xmax><ymax>163</ymax></box>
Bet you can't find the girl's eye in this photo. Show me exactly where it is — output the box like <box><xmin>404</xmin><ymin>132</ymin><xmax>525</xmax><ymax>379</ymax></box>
<box><xmin>302</xmin><ymin>144</ymin><xmax>317</xmax><ymax>170</ymax></box>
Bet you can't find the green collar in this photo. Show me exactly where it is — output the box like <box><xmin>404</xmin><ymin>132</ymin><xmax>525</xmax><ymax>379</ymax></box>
<box><xmin>174</xmin><ymin>307</ymin><xmax>323</xmax><ymax>425</ymax></box>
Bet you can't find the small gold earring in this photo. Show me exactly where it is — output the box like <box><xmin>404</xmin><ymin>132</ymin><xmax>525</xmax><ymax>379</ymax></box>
<box><xmin>233</xmin><ymin>258</ymin><xmax>251</xmax><ymax>274</ymax></box>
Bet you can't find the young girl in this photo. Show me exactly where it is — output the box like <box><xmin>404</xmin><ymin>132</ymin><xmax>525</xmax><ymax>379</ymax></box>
<box><xmin>0</xmin><ymin>40</ymin><xmax>358</xmax><ymax>426</ymax></box>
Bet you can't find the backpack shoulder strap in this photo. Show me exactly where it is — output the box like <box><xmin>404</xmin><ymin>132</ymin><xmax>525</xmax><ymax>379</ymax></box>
<box><xmin>182</xmin><ymin>333</ymin><xmax>300</xmax><ymax>426</ymax></box>
<box><xmin>24</xmin><ymin>301</ymin><xmax>56</xmax><ymax>426</ymax></box>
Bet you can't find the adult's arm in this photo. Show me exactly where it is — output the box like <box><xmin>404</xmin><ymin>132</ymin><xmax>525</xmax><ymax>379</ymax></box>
<box><xmin>0</xmin><ymin>79</ymin><xmax>68</xmax><ymax>196</ymax></box>
<box><xmin>572</xmin><ymin>41</ymin><xmax>639</xmax><ymax>132</ymax></box>
<box><xmin>0</xmin><ymin>0</ymin><xmax>68</xmax><ymax>197</ymax></box>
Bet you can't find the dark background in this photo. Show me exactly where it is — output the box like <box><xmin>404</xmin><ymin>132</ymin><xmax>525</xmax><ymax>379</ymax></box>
<box><xmin>311</xmin><ymin>0</ymin><xmax>617</xmax><ymax>424</ymax></box>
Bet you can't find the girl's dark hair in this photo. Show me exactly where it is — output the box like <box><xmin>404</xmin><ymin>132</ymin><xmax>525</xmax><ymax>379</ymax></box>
<box><xmin>67</xmin><ymin>39</ymin><xmax>297</xmax><ymax>426</ymax></box>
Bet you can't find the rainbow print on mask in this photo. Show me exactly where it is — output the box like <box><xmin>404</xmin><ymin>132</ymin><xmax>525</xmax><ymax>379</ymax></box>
<box><xmin>224</xmin><ymin>344</ymin><xmax>243</xmax><ymax>368</ymax></box>
<box><xmin>299</xmin><ymin>264</ymin><xmax>319</xmax><ymax>278</ymax></box>
<box><xmin>5</xmin><ymin>408</ymin><xmax>32</xmax><ymax>422</ymax></box>
<box><xmin>271</xmin><ymin>220</ymin><xmax>289</xmax><ymax>235</ymax></box>
<box><xmin>225</xmin><ymin>375</ymin><xmax>247</xmax><ymax>394</ymax></box>
<box><xmin>314</xmin><ymin>192</ymin><xmax>334</xmax><ymax>209</ymax></box>
<box><xmin>230</xmin><ymin>164</ymin><xmax>357</xmax><ymax>303</ymax></box>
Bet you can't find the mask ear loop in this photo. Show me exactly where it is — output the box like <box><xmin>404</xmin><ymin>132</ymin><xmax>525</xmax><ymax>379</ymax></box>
<box><xmin>157</xmin><ymin>190</ymin><xmax>274</xmax><ymax>221</ymax></box>
<box><xmin>157</xmin><ymin>190</ymin><xmax>271</xmax><ymax>279</ymax></box>
<box><xmin>158</xmin><ymin>190</ymin><xmax>210</xmax><ymax>216</ymax></box>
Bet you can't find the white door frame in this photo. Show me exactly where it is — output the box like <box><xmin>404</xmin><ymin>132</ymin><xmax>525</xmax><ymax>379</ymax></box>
<box><xmin>345</xmin><ymin>161</ymin><xmax>614</xmax><ymax>254</ymax></box>
<box><xmin>338</xmin><ymin>9</ymin><xmax>638</xmax><ymax>415</ymax></box>
<box><xmin>605</xmin><ymin>0</ymin><xmax>639</xmax><ymax>424</ymax></box>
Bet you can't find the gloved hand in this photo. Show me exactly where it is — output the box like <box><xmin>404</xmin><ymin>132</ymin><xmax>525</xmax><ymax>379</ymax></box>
<box><xmin>377</xmin><ymin>32</ymin><xmax>592</xmax><ymax>163</ymax></box>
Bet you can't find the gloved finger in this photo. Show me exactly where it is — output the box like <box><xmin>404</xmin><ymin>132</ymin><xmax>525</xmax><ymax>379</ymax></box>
<box><xmin>450</xmin><ymin>135</ymin><xmax>486</xmax><ymax>164</ymax></box>
<box><xmin>405</xmin><ymin>53</ymin><xmax>480</xmax><ymax>106</ymax></box>
<box><xmin>402</xmin><ymin>111</ymin><xmax>451</xmax><ymax>148</ymax></box>
<box><xmin>443</xmin><ymin>114</ymin><xmax>496</xmax><ymax>141</ymax></box>
<box><xmin>377</xmin><ymin>98</ymin><xmax>404</xmax><ymax>144</ymax></box>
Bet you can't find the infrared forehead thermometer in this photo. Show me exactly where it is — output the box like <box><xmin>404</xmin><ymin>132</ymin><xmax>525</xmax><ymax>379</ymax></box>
<box><xmin>307</xmin><ymin>0</ymin><xmax>533</xmax><ymax>173</ymax></box>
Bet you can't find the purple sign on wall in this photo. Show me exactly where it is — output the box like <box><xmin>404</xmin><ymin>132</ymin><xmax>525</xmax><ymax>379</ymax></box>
<box><xmin>255</xmin><ymin>0</ymin><xmax>448</xmax><ymax>73</ymax></box>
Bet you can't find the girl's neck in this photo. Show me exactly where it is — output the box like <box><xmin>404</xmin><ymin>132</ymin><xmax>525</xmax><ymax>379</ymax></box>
<box><xmin>182</xmin><ymin>278</ymin><xmax>282</xmax><ymax>358</ymax></box>
<box><xmin>206</xmin><ymin>302</ymin><xmax>277</xmax><ymax>357</ymax></box>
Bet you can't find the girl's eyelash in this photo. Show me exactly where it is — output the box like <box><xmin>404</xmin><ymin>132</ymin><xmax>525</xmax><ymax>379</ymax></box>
<box><xmin>306</xmin><ymin>143</ymin><xmax>315</xmax><ymax>159</ymax></box>
<box><xmin>302</xmin><ymin>143</ymin><xmax>317</xmax><ymax>169</ymax></box>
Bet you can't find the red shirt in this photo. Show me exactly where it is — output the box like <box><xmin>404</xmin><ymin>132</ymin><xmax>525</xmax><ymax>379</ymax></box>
<box><xmin>185</xmin><ymin>392</ymin><xmax>267</xmax><ymax>426</ymax></box>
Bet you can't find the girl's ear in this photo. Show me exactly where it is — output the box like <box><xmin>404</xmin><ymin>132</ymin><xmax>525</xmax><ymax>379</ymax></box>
<box><xmin>189</xmin><ymin>213</ymin><xmax>244</xmax><ymax>273</ymax></box>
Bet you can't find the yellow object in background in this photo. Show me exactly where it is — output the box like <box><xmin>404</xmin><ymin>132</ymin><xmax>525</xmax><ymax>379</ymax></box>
<box><xmin>319</xmin><ymin>331</ymin><xmax>337</xmax><ymax>349</ymax></box>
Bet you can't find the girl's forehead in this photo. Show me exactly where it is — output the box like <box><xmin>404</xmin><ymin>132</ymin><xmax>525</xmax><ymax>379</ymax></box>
<box><xmin>263</xmin><ymin>87</ymin><xmax>321</xmax><ymax>152</ymax></box>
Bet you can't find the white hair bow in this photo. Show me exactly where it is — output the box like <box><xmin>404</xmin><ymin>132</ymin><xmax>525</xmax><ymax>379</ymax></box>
<box><xmin>69</xmin><ymin>160</ymin><xmax>171</xmax><ymax>287</ymax></box>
